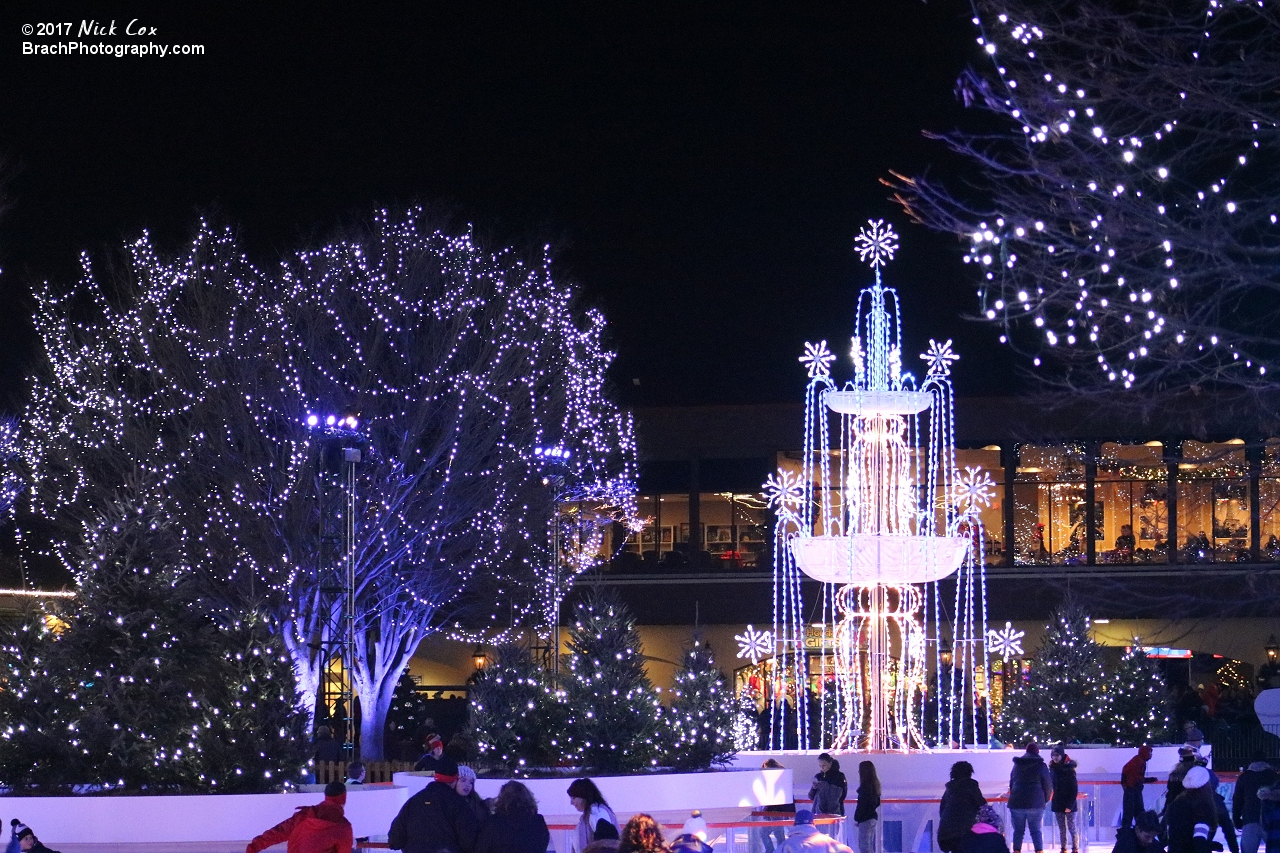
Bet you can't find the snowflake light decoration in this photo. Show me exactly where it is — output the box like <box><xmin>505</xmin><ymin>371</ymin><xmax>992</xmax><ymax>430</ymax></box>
<box><xmin>735</xmin><ymin>624</ymin><xmax>774</xmax><ymax>664</ymax></box>
<box><xmin>953</xmin><ymin>466</ymin><xmax>997</xmax><ymax>514</ymax></box>
<box><xmin>854</xmin><ymin>219</ymin><xmax>900</xmax><ymax>269</ymax></box>
<box><xmin>987</xmin><ymin>621</ymin><xmax>1025</xmax><ymax>660</ymax></box>
<box><xmin>799</xmin><ymin>340</ymin><xmax>837</xmax><ymax>378</ymax></box>
<box><xmin>764</xmin><ymin>469</ymin><xmax>805</xmax><ymax>511</ymax></box>
<box><xmin>922</xmin><ymin>339</ymin><xmax>961</xmax><ymax>378</ymax></box>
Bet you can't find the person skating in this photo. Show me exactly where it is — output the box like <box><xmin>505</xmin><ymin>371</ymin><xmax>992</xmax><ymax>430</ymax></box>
<box><xmin>8</xmin><ymin>821</ymin><xmax>61</xmax><ymax>853</ymax></box>
<box><xmin>567</xmin><ymin>777</ymin><xmax>620</xmax><ymax>853</ymax></box>
<box><xmin>776</xmin><ymin>810</ymin><xmax>854</xmax><ymax>853</ymax></box>
<box><xmin>1165</xmin><ymin>766</ymin><xmax>1217</xmax><ymax>853</ymax></box>
<box><xmin>939</xmin><ymin>761</ymin><xmax>988</xmax><ymax>853</ymax></box>
<box><xmin>1121</xmin><ymin>747</ymin><xmax>1157</xmax><ymax>829</ymax></box>
<box><xmin>1050</xmin><ymin>746</ymin><xmax>1079</xmax><ymax>853</ymax></box>
<box><xmin>473</xmin><ymin>781</ymin><xmax>551</xmax><ymax>853</ymax></box>
<box><xmin>1008</xmin><ymin>741</ymin><xmax>1052</xmax><ymax>853</ymax></box>
<box><xmin>854</xmin><ymin>760</ymin><xmax>881</xmax><ymax>853</ymax></box>
<box><xmin>1259</xmin><ymin>781</ymin><xmax>1280</xmax><ymax>853</ymax></box>
<box><xmin>959</xmin><ymin>805</ymin><xmax>1012</xmax><ymax>853</ymax></box>
<box><xmin>389</xmin><ymin>759</ymin><xmax>480</xmax><ymax>853</ymax></box>
<box><xmin>1113</xmin><ymin>811</ymin><xmax>1166</xmax><ymax>853</ymax></box>
<box><xmin>246</xmin><ymin>781</ymin><xmax>354</xmax><ymax>853</ymax></box>
<box><xmin>810</xmin><ymin>753</ymin><xmax>848</xmax><ymax>816</ymax></box>
<box><xmin>1234</xmin><ymin>760</ymin><xmax>1278</xmax><ymax>853</ymax></box>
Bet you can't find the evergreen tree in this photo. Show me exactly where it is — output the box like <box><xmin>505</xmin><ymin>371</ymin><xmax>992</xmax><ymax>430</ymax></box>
<box><xmin>1105</xmin><ymin>645</ymin><xmax>1171</xmax><ymax>746</ymax></box>
<box><xmin>996</xmin><ymin>602</ymin><xmax>1107</xmax><ymax>744</ymax></box>
<box><xmin>731</xmin><ymin>693</ymin><xmax>762</xmax><ymax>753</ymax></box>
<box><xmin>385</xmin><ymin>672</ymin><xmax>432</xmax><ymax>761</ymax></box>
<box><xmin>665</xmin><ymin>635</ymin><xmax>737</xmax><ymax>769</ymax></box>
<box><xmin>469</xmin><ymin>644</ymin><xmax>566</xmax><ymax>774</ymax></box>
<box><xmin>561</xmin><ymin>588</ymin><xmax>660</xmax><ymax>772</ymax></box>
<box><xmin>0</xmin><ymin>499</ymin><xmax>309</xmax><ymax>793</ymax></box>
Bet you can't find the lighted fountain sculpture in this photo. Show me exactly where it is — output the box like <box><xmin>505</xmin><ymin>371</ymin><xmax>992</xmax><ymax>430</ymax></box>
<box><xmin>765</xmin><ymin>220</ymin><xmax>991</xmax><ymax>751</ymax></box>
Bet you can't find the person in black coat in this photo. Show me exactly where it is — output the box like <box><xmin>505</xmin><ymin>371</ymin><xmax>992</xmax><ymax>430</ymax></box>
<box><xmin>939</xmin><ymin>761</ymin><xmax>988</xmax><ymax>853</ymax></box>
<box><xmin>854</xmin><ymin>760</ymin><xmax>882</xmax><ymax>853</ymax></box>
<box><xmin>1050</xmin><ymin>746</ymin><xmax>1080</xmax><ymax>853</ymax></box>
<box><xmin>810</xmin><ymin>753</ymin><xmax>848</xmax><ymax>816</ymax></box>
<box><xmin>1235</xmin><ymin>760</ymin><xmax>1279</xmax><ymax>853</ymax></box>
<box><xmin>959</xmin><ymin>805</ymin><xmax>1012</xmax><ymax>853</ymax></box>
<box><xmin>1166</xmin><ymin>767</ymin><xmax>1217</xmax><ymax>853</ymax></box>
<box><xmin>389</xmin><ymin>759</ymin><xmax>480</xmax><ymax>853</ymax></box>
<box><xmin>1009</xmin><ymin>742</ymin><xmax>1052</xmax><ymax>853</ymax></box>
<box><xmin>473</xmin><ymin>781</ymin><xmax>551</xmax><ymax>853</ymax></box>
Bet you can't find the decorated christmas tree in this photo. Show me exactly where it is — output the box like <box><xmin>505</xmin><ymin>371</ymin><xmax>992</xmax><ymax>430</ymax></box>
<box><xmin>1105</xmin><ymin>645</ymin><xmax>1171</xmax><ymax>745</ymax></box>
<box><xmin>732</xmin><ymin>693</ymin><xmax>762</xmax><ymax>752</ymax></box>
<box><xmin>385</xmin><ymin>672</ymin><xmax>433</xmax><ymax>761</ymax></box>
<box><xmin>0</xmin><ymin>499</ymin><xmax>309</xmax><ymax>793</ymax></box>
<box><xmin>561</xmin><ymin>588</ymin><xmax>661</xmax><ymax>772</ymax></box>
<box><xmin>664</xmin><ymin>635</ymin><xmax>737</xmax><ymax>768</ymax></box>
<box><xmin>469</xmin><ymin>643</ymin><xmax>566</xmax><ymax>774</ymax></box>
<box><xmin>996</xmin><ymin>602</ymin><xmax>1108</xmax><ymax>744</ymax></box>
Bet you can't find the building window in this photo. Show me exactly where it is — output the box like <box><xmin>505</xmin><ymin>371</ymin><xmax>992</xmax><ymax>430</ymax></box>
<box><xmin>1014</xmin><ymin>444</ymin><xmax>1088</xmax><ymax>565</ymax></box>
<box><xmin>1261</xmin><ymin>439</ymin><xmax>1280</xmax><ymax>561</ymax></box>
<box><xmin>956</xmin><ymin>447</ymin><xmax>1005</xmax><ymax>566</ymax></box>
<box><xmin>1096</xmin><ymin>442</ymin><xmax>1167</xmax><ymax>564</ymax></box>
<box><xmin>1178</xmin><ymin>440</ymin><xmax>1249</xmax><ymax>563</ymax></box>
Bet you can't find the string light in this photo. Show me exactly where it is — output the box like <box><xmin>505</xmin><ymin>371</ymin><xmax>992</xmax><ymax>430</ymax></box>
<box><xmin>770</xmin><ymin>220</ymin><xmax>990</xmax><ymax>751</ymax></box>
<box><xmin>21</xmin><ymin>209</ymin><xmax>638</xmax><ymax>758</ymax></box>
<box><xmin>896</xmin><ymin>0</ymin><xmax>1280</xmax><ymax>392</ymax></box>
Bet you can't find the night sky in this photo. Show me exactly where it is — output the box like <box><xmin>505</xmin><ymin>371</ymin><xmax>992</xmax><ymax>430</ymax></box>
<box><xmin>1</xmin><ymin>1</ymin><xmax>1018</xmax><ymax>412</ymax></box>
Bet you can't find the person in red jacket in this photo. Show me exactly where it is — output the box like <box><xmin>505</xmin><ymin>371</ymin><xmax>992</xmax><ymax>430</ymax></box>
<box><xmin>1121</xmin><ymin>746</ymin><xmax>1157</xmax><ymax>829</ymax></box>
<box><xmin>247</xmin><ymin>781</ymin><xmax>354</xmax><ymax>853</ymax></box>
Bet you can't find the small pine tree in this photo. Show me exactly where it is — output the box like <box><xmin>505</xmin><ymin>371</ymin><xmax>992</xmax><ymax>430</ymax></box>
<box><xmin>1105</xmin><ymin>645</ymin><xmax>1171</xmax><ymax>746</ymax></box>
<box><xmin>562</xmin><ymin>588</ymin><xmax>661</xmax><ymax>772</ymax></box>
<box><xmin>665</xmin><ymin>635</ymin><xmax>738</xmax><ymax>768</ymax></box>
<box><xmin>996</xmin><ymin>602</ymin><xmax>1108</xmax><ymax>744</ymax></box>
<box><xmin>469</xmin><ymin>644</ymin><xmax>566</xmax><ymax>774</ymax></box>
<box><xmin>732</xmin><ymin>692</ymin><xmax>762</xmax><ymax>753</ymax></box>
<box><xmin>385</xmin><ymin>673</ymin><xmax>432</xmax><ymax>761</ymax></box>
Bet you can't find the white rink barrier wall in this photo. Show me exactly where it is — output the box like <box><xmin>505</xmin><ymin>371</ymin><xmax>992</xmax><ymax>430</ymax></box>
<box><xmin>4</xmin><ymin>768</ymin><xmax>792</xmax><ymax>847</ymax></box>
<box><xmin>0</xmin><ymin>783</ymin><xmax>406</xmax><ymax>845</ymax></box>
<box><xmin>393</xmin><ymin>767</ymin><xmax>794</xmax><ymax>813</ymax></box>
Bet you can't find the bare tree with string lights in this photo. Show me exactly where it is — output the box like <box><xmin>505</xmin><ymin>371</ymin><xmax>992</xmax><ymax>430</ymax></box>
<box><xmin>22</xmin><ymin>209</ymin><xmax>638</xmax><ymax>758</ymax></box>
<box><xmin>891</xmin><ymin>0</ymin><xmax>1280</xmax><ymax>399</ymax></box>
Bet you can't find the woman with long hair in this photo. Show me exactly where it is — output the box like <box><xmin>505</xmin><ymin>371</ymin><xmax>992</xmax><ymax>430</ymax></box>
<box><xmin>567</xmin><ymin>778</ymin><xmax>620</xmax><ymax>853</ymax></box>
<box><xmin>618</xmin><ymin>814</ymin><xmax>666</xmax><ymax>853</ymax></box>
<box><xmin>474</xmin><ymin>781</ymin><xmax>552</xmax><ymax>853</ymax></box>
<box><xmin>855</xmin><ymin>760</ymin><xmax>882</xmax><ymax>853</ymax></box>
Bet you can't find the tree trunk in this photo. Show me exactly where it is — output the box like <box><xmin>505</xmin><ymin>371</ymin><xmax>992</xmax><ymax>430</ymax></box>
<box><xmin>351</xmin><ymin>609</ymin><xmax>425</xmax><ymax>760</ymax></box>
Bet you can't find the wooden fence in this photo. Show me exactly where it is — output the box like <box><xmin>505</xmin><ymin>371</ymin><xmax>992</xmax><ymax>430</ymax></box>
<box><xmin>315</xmin><ymin>760</ymin><xmax>417</xmax><ymax>784</ymax></box>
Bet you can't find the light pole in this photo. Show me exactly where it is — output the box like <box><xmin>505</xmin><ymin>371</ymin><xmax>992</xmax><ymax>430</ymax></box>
<box><xmin>534</xmin><ymin>444</ymin><xmax>573</xmax><ymax>675</ymax></box>
<box><xmin>307</xmin><ymin>412</ymin><xmax>366</xmax><ymax>761</ymax></box>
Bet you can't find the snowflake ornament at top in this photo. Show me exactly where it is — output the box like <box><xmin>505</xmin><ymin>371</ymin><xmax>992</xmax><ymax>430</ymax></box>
<box><xmin>735</xmin><ymin>624</ymin><xmax>774</xmax><ymax>664</ymax></box>
<box><xmin>764</xmin><ymin>468</ymin><xmax>805</xmax><ymax>511</ymax></box>
<box><xmin>800</xmin><ymin>340</ymin><xmax>837</xmax><ymax>378</ymax></box>
<box><xmin>953</xmin><ymin>466</ymin><xmax>997</xmax><ymax>515</ymax></box>
<box><xmin>987</xmin><ymin>621</ymin><xmax>1026</xmax><ymax>660</ymax></box>
<box><xmin>922</xmin><ymin>339</ymin><xmax>961</xmax><ymax>378</ymax></box>
<box><xmin>854</xmin><ymin>219</ymin><xmax>900</xmax><ymax>269</ymax></box>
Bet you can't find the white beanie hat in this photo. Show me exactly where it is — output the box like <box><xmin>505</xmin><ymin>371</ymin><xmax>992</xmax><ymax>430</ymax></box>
<box><xmin>682</xmin><ymin>810</ymin><xmax>708</xmax><ymax>841</ymax></box>
<box><xmin>1183</xmin><ymin>766</ymin><xmax>1211</xmax><ymax>790</ymax></box>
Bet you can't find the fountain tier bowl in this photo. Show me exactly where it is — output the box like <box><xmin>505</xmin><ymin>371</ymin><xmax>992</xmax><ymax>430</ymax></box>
<box><xmin>790</xmin><ymin>533</ymin><xmax>969</xmax><ymax>585</ymax></box>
